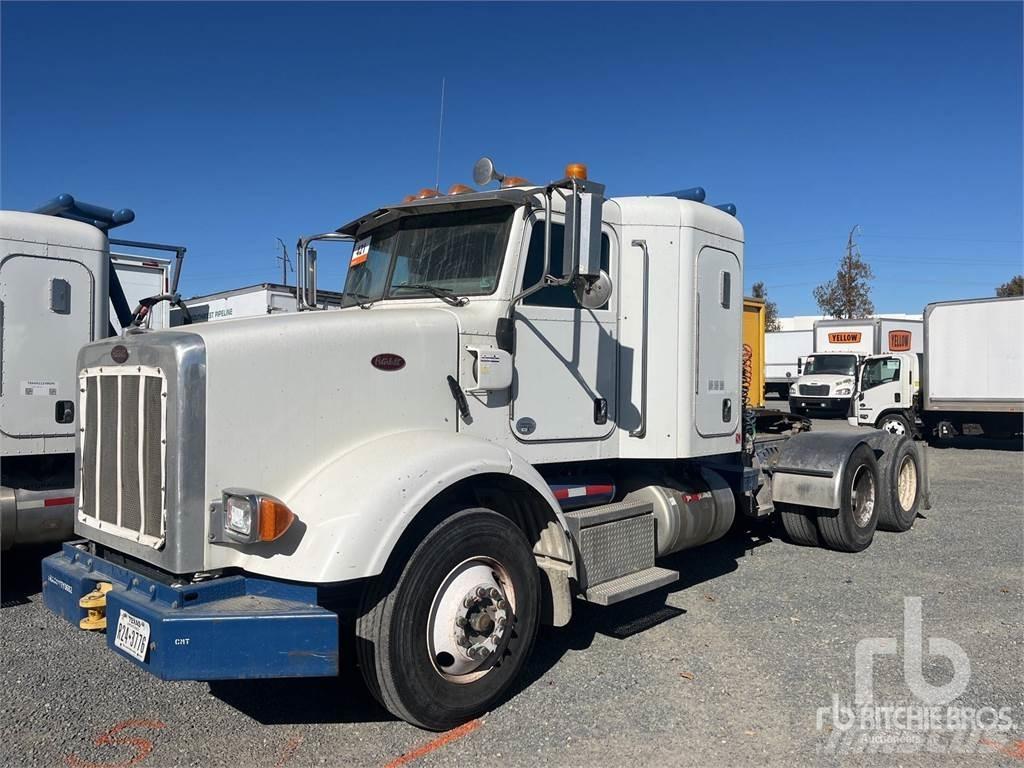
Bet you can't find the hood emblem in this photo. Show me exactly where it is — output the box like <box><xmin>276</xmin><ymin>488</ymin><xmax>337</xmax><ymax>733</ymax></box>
<box><xmin>111</xmin><ymin>345</ymin><xmax>129</xmax><ymax>364</ymax></box>
<box><xmin>371</xmin><ymin>353</ymin><xmax>405</xmax><ymax>372</ymax></box>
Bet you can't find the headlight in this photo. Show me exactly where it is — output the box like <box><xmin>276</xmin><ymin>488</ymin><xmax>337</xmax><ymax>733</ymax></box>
<box><xmin>218</xmin><ymin>489</ymin><xmax>296</xmax><ymax>544</ymax></box>
<box><xmin>789</xmin><ymin>385</ymin><xmax>797</xmax><ymax>394</ymax></box>
<box><xmin>225</xmin><ymin>495</ymin><xmax>253</xmax><ymax>536</ymax></box>
<box><xmin>835</xmin><ymin>387</ymin><xmax>852</xmax><ymax>396</ymax></box>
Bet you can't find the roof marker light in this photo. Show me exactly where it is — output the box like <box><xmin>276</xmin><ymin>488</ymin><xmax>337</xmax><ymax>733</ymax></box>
<box><xmin>415</xmin><ymin>188</ymin><xmax>440</xmax><ymax>199</ymax></box>
<box><xmin>500</xmin><ymin>176</ymin><xmax>531</xmax><ymax>188</ymax></box>
<box><xmin>447</xmin><ymin>183</ymin><xmax>474</xmax><ymax>195</ymax></box>
<box><xmin>565</xmin><ymin>163</ymin><xmax>588</xmax><ymax>180</ymax></box>
<box><xmin>659</xmin><ymin>187</ymin><xmax>706</xmax><ymax>202</ymax></box>
<box><xmin>713</xmin><ymin>203</ymin><xmax>737</xmax><ymax>216</ymax></box>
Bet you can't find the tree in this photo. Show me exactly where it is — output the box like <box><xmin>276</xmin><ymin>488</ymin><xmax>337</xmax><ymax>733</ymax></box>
<box><xmin>813</xmin><ymin>225</ymin><xmax>874</xmax><ymax>318</ymax></box>
<box><xmin>751</xmin><ymin>281</ymin><xmax>781</xmax><ymax>332</ymax></box>
<box><xmin>995</xmin><ymin>275</ymin><xmax>1023</xmax><ymax>297</ymax></box>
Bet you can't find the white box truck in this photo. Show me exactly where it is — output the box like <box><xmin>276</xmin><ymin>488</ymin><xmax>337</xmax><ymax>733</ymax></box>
<box><xmin>851</xmin><ymin>296</ymin><xmax>1023</xmax><ymax>439</ymax></box>
<box><xmin>789</xmin><ymin>317</ymin><xmax>923</xmax><ymax>416</ymax></box>
<box><xmin>1</xmin><ymin>196</ymin><xmax>187</xmax><ymax>549</ymax></box>
<box><xmin>170</xmin><ymin>283</ymin><xmax>344</xmax><ymax>326</ymax></box>
<box><xmin>42</xmin><ymin>160</ymin><xmax>927</xmax><ymax>731</ymax></box>
<box><xmin>765</xmin><ymin>329</ymin><xmax>812</xmax><ymax>399</ymax></box>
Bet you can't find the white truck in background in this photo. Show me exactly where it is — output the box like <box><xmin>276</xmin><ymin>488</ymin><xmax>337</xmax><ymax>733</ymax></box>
<box><xmin>765</xmin><ymin>329</ymin><xmax>812</xmax><ymax>399</ymax></box>
<box><xmin>1</xmin><ymin>195</ymin><xmax>187</xmax><ymax>549</ymax></box>
<box><xmin>789</xmin><ymin>317</ymin><xmax>923</xmax><ymax>417</ymax></box>
<box><xmin>852</xmin><ymin>296</ymin><xmax>1023</xmax><ymax>439</ymax></box>
<box><xmin>170</xmin><ymin>282</ymin><xmax>344</xmax><ymax>326</ymax></box>
<box><xmin>43</xmin><ymin>160</ymin><xmax>927</xmax><ymax>731</ymax></box>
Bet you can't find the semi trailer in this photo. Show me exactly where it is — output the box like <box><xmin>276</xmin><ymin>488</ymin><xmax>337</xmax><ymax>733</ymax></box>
<box><xmin>170</xmin><ymin>282</ymin><xmax>345</xmax><ymax>326</ymax></box>
<box><xmin>789</xmin><ymin>317</ymin><xmax>923</xmax><ymax>416</ymax></box>
<box><xmin>851</xmin><ymin>296</ymin><xmax>1023</xmax><ymax>439</ymax></box>
<box><xmin>42</xmin><ymin>161</ymin><xmax>926</xmax><ymax>731</ymax></box>
<box><xmin>1</xmin><ymin>196</ymin><xmax>187</xmax><ymax>549</ymax></box>
<box><xmin>765</xmin><ymin>329</ymin><xmax>812</xmax><ymax>399</ymax></box>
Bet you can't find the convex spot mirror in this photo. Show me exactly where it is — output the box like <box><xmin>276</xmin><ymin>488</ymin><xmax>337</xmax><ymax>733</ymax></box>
<box><xmin>574</xmin><ymin>271</ymin><xmax>613</xmax><ymax>310</ymax></box>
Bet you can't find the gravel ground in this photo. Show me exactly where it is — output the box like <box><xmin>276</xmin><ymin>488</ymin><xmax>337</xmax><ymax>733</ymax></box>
<box><xmin>2</xmin><ymin>406</ymin><xmax>1021</xmax><ymax>768</ymax></box>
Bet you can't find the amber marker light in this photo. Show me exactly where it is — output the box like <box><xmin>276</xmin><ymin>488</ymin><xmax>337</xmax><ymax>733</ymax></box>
<box><xmin>565</xmin><ymin>163</ymin><xmax>588</xmax><ymax>180</ymax></box>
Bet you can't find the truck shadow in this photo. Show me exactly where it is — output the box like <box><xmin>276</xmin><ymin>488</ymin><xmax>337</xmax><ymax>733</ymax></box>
<box><xmin>926</xmin><ymin>436</ymin><xmax>1022</xmax><ymax>452</ymax></box>
<box><xmin>208</xmin><ymin>524</ymin><xmax>774</xmax><ymax>726</ymax></box>
<box><xmin>0</xmin><ymin>544</ymin><xmax>58</xmax><ymax>608</ymax></box>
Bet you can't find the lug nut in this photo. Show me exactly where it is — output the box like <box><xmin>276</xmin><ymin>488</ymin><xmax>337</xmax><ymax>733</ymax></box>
<box><xmin>456</xmin><ymin>616</ymin><xmax>468</xmax><ymax>628</ymax></box>
<box><xmin>476</xmin><ymin>586</ymin><xmax>488</xmax><ymax>599</ymax></box>
<box><xmin>489</xmin><ymin>587</ymin><xmax>501</xmax><ymax>599</ymax></box>
<box><xmin>463</xmin><ymin>595</ymin><xmax>475</xmax><ymax>608</ymax></box>
<box><xmin>496</xmin><ymin>599</ymin><xmax>508</xmax><ymax>611</ymax></box>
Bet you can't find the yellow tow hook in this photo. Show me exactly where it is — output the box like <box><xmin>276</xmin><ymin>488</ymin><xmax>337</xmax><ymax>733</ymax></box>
<box><xmin>79</xmin><ymin>582</ymin><xmax>113</xmax><ymax>631</ymax></box>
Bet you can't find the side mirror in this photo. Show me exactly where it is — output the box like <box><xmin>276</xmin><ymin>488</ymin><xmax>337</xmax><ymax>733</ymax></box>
<box><xmin>797</xmin><ymin>357</ymin><xmax>803</xmax><ymax>374</ymax></box>
<box><xmin>574</xmin><ymin>270</ymin><xmax>613</xmax><ymax>310</ymax></box>
<box><xmin>563</xmin><ymin>184</ymin><xmax>604</xmax><ymax>279</ymax></box>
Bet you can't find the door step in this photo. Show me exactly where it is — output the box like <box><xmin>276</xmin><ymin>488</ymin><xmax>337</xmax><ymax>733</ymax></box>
<box><xmin>583</xmin><ymin>566</ymin><xmax>679</xmax><ymax>606</ymax></box>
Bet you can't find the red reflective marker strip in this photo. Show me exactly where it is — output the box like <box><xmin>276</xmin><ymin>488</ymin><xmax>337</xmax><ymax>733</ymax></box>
<box><xmin>45</xmin><ymin>496</ymin><xmax>76</xmax><ymax>507</ymax></box>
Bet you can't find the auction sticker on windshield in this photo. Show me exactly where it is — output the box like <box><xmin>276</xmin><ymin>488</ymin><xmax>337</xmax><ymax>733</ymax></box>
<box><xmin>351</xmin><ymin>238</ymin><xmax>371</xmax><ymax>267</ymax></box>
<box><xmin>114</xmin><ymin>610</ymin><xmax>151</xmax><ymax>662</ymax></box>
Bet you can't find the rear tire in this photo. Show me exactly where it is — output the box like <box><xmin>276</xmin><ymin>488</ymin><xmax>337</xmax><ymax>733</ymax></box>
<box><xmin>355</xmin><ymin>508</ymin><xmax>540</xmax><ymax>731</ymax></box>
<box><xmin>778</xmin><ymin>503</ymin><xmax>821</xmax><ymax>546</ymax></box>
<box><xmin>877</xmin><ymin>412</ymin><xmax>913</xmax><ymax>437</ymax></box>
<box><xmin>816</xmin><ymin>444</ymin><xmax>880</xmax><ymax>552</ymax></box>
<box><xmin>876</xmin><ymin>437</ymin><xmax>923</xmax><ymax>532</ymax></box>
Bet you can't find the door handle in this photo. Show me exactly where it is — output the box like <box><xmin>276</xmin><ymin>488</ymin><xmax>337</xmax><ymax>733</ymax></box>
<box><xmin>593</xmin><ymin>397</ymin><xmax>608</xmax><ymax>425</ymax></box>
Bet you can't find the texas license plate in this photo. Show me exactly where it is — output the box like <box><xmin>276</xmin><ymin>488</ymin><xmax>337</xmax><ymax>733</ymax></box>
<box><xmin>114</xmin><ymin>610</ymin><xmax>151</xmax><ymax>662</ymax></box>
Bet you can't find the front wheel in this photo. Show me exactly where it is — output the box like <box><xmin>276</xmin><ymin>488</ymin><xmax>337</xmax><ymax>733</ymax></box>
<box><xmin>356</xmin><ymin>508</ymin><xmax>540</xmax><ymax>730</ymax></box>
<box><xmin>877</xmin><ymin>412</ymin><xmax>913</xmax><ymax>437</ymax></box>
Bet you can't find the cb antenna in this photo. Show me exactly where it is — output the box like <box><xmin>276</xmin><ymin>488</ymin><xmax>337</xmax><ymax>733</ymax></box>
<box><xmin>434</xmin><ymin>76</ymin><xmax>446</xmax><ymax>191</ymax></box>
<box><xmin>276</xmin><ymin>237</ymin><xmax>293</xmax><ymax>286</ymax></box>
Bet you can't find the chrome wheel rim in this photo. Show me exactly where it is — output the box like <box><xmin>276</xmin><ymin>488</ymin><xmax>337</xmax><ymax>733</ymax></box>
<box><xmin>427</xmin><ymin>556</ymin><xmax>515</xmax><ymax>683</ymax></box>
<box><xmin>897</xmin><ymin>455</ymin><xmax>918</xmax><ymax>511</ymax></box>
<box><xmin>851</xmin><ymin>465</ymin><xmax>876</xmax><ymax>528</ymax></box>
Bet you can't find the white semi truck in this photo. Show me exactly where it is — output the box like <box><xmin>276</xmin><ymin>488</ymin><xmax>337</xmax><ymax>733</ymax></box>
<box><xmin>852</xmin><ymin>296</ymin><xmax>1023</xmax><ymax>439</ymax></box>
<box><xmin>765</xmin><ymin>329</ymin><xmax>812</xmax><ymax>399</ymax></box>
<box><xmin>789</xmin><ymin>317</ymin><xmax>923</xmax><ymax>416</ymax></box>
<box><xmin>42</xmin><ymin>161</ymin><xmax>927</xmax><ymax>731</ymax></box>
<box><xmin>1</xmin><ymin>196</ymin><xmax>187</xmax><ymax>549</ymax></box>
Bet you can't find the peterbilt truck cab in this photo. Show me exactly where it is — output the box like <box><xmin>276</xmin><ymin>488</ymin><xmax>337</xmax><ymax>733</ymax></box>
<box><xmin>42</xmin><ymin>160</ymin><xmax>926</xmax><ymax>731</ymax></box>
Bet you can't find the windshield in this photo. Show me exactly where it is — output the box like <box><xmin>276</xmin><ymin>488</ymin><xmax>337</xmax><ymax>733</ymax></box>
<box><xmin>860</xmin><ymin>357</ymin><xmax>901</xmax><ymax>390</ymax></box>
<box><xmin>803</xmin><ymin>354</ymin><xmax>857</xmax><ymax>376</ymax></box>
<box><xmin>342</xmin><ymin>206</ymin><xmax>515</xmax><ymax>307</ymax></box>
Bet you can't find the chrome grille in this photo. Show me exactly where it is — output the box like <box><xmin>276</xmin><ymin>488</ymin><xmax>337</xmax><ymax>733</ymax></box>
<box><xmin>78</xmin><ymin>366</ymin><xmax>167</xmax><ymax>547</ymax></box>
<box><xmin>799</xmin><ymin>384</ymin><xmax>829</xmax><ymax>396</ymax></box>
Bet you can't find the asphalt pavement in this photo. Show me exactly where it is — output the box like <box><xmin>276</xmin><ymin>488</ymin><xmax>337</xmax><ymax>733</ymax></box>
<box><xmin>2</xmin><ymin>403</ymin><xmax>1022</xmax><ymax>767</ymax></box>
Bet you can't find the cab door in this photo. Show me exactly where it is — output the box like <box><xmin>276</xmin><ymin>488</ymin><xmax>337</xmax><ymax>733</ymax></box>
<box><xmin>0</xmin><ymin>252</ymin><xmax>96</xmax><ymax>438</ymax></box>
<box><xmin>510</xmin><ymin>217</ymin><xmax>618</xmax><ymax>442</ymax></box>
<box><xmin>856</xmin><ymin>356</ymin><xmax>903</xmax><ymax>425</ymax></box>
<box><xmin>695</xmin><ymin>246</ymin><xmax>741</xmax><ymax>437</ymax></box>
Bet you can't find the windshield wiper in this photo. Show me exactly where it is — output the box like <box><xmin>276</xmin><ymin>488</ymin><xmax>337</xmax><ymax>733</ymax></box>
<box><xmin>391</xmin><ymin>283</ymin><xmax>469</xmax><ymax>307</ymax></box>
<box><xmin>341</xmin><ymin>291</ymin><xmax>375</xmax><ymax>309</ymax></box>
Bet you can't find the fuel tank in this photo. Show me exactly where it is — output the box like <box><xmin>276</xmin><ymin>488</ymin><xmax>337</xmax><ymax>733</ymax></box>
<box><xmin>622</xmin><ymin>468</ymin><xmax>735</xmax><ymax>556</ymax></box>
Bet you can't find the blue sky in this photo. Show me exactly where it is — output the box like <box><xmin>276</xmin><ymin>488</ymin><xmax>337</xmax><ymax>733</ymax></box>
<box><xmin>3</xmin><ymin>1</ymin><xmax>1021</xmax><ymax>314</ymax></box>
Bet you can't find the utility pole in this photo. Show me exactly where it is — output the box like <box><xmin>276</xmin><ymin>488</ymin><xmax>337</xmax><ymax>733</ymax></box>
<box><xmin>844</xmin><ymin>225</ymin><xmax>860</xmax><ymax>318</ymax></box>
<box><xmin>275</xmin><ymin>237</ymin><xmax>293</xmax><ymax>286</ymax></box>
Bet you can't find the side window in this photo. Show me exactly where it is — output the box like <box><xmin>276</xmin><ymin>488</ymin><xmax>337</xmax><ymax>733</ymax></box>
<box><xmin>521</xmin><ymin>222</ymin><xmax>611</xmax><ymax>308</ymax></box>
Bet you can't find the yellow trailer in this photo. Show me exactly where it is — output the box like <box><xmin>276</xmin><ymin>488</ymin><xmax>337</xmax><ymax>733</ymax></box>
<box><xmin>743</xmin><ymin>297</ymin><xmax>766</xmax><ymax>409</ymax></box>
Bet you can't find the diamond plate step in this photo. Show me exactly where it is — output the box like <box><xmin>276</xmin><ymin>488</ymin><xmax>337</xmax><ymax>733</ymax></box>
<box><xmin>563</xmin><ymin>499</ymin><xmax>653</xmax><ymax>537</ymax></box>
<box><xmin>583</xmin><ymin>566</ymin><xmax>679</xmax><ymax>606</ymax></box>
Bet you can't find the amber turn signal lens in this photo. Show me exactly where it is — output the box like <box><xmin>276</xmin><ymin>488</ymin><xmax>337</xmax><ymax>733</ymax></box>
<box><xmin>500</xmin><ymin>176</ymin><xmax>531</xmax><ymax>188</ymax></box>
<box><xmin>258</xmin><ymin>498</ymin><xmax>296</xmax><ymax>541</ymax></box>
<box><xmin>415</xmin><ymin>188</ymin><xmax>440</xmax><ymax>199</ymax></box>
<box><xmin>565</xmin><ymin>163</ymin><xmax>588</xmax><ymax>180</ymax></box>
<box><xmin>402</xmin><ymin>194</ymin><xmax>416</xmax><ymax>202</ymax></box>
<box><xmin>447</xmin><ymin>183</ymin><xmax>474</xmax><ymax>195</ymax></box>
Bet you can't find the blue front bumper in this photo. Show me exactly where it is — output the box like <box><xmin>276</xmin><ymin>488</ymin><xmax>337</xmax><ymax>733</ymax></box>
<box><xmin>42</xmin><ymin>542</ymin><xmax>338</xmax><ymax>680</ymax></box>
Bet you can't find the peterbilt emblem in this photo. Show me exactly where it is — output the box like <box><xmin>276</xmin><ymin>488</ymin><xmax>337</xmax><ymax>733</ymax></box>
<box><xmin>371</xmin><ymin>353</ymin><xmax>405</xmax><ymax>372</ymax></box>
<box><xmin>515</xmin><ymin>417</ymin><xmax>537</xmax><ymax>435</ymax></box>
<box><xmin>111</xmin><ymin>345</ymin><xmax>129</xmax><ymax>364</ymax></box>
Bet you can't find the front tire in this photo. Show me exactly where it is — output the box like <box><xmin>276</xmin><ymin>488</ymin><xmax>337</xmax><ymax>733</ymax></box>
<box><xmin>816</xmin><ymin>444</ymin><xmax>880</xmax><ymax>552</ymax></box>
<box><xmin>356</xmin><ymin>508</ymin><xmax>540</xmax><ymax>731</ymax></box>
<box><xmin>877</xmin><ymin>412</ymin><xmax>913</xmax><ymax>437</ymax></box>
